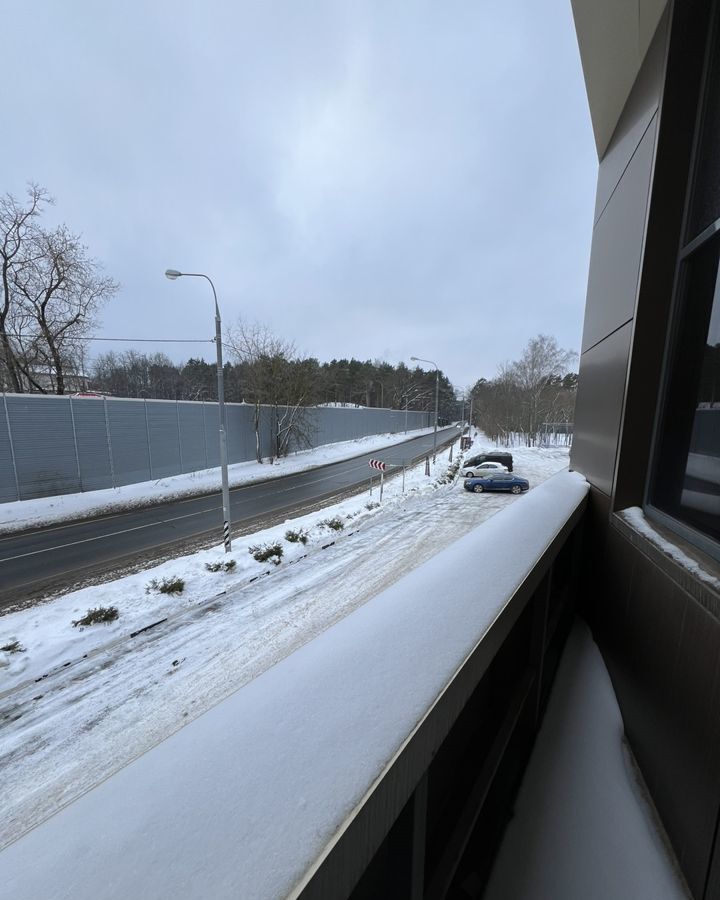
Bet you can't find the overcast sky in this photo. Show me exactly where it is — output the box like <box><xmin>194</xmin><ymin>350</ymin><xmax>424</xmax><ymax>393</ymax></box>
<box><xmin>5</xmin><ymin>1</ymin><xmax>596</xmax><ymax>391</ymax></box>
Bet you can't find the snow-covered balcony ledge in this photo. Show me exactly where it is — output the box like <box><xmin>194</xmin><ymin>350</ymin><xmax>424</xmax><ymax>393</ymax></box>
<box><xmin>0</xmin><ymin>471</ymin><xmax>588</xmax><ymax>900</ymax></box>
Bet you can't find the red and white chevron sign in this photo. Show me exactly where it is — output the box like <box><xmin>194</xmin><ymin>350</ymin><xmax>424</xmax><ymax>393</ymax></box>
<box><xmin>368</xmin><ymin>459</ymin><xmax>386</xmax><ymax>471</ymax></box>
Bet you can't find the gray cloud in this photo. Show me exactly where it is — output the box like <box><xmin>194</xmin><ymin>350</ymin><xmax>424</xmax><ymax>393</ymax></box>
<box><xmin>4</xmin><ymin>0</ymin><xmax>596</xmax><ymax>390</ymax></box>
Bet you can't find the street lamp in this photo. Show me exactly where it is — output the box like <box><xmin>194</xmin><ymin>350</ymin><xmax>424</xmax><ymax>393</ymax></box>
<box><xmin>410</xmin><ymin>355</ymin><xmax>439</xmax><ymax>460</ymax></box>
<box><xmin>165</xmin><ymin>269</ymin><xmax>231</xmax><ymax>552</ymax></box>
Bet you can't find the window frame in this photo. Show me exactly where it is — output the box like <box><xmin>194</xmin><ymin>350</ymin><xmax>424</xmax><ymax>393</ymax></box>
<box><xmin>644</xmin><ymin>0</ymin><xmax>720</xmax><ymax>563</ymax></box>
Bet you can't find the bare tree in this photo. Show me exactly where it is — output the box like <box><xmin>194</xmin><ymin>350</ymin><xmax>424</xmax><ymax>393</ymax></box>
<box><xmin>0</xmin><ymin>184</ymin><xmax>117</xmax><ymax>394</ymax></box>
<box><xmin>510</xmin><ymin>335</ymin><xmax>576</xmax><ymax>444</ymax></box>
<box><xmin>226</xmin><ymin>320</ymin><xmax>317</xmax><ymax>461</ymax></box>
<box><xmin>471</xmin><ymin>335</ymin><xmax>577</xmax><ymax>446</ymax></box>
<box><xmin>0</xmin><ymin>185</ymin><xmax>49</xmax><ymax>392</ymax></box>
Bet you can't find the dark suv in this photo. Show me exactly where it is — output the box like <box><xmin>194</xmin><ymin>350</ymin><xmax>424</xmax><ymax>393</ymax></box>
<box><xmin>463</xmin><ymin>452</ymin><xmax>514</xmax><ymax>472</ymax></box>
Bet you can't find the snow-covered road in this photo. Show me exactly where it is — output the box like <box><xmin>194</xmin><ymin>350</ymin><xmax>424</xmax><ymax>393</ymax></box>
<box><xmin>0</xmin><ymin>444</ymin><xmax>569</xmax><ymax>849</ymax></box>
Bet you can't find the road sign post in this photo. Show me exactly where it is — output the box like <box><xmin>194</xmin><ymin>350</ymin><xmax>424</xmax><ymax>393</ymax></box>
<box><xmin>369</xmin><ymin>459</ymin><xmax>387</xmax><ymax>502</ymax></box>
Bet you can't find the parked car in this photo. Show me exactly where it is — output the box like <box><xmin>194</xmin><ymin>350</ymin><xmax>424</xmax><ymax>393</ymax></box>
<box><xmin>463</xmin><ymin>473</ymin><xmax>529</xmax><ymax>494</ymax></box>
<box><xmin>461</xmin><ymin>460</ymin><xmax>508</xmax><ymax>478</ymax></box>
<box><xmin>462</xmin><ymin>451</ymin><xmax>514</xmax><ymax>472</ymax></box>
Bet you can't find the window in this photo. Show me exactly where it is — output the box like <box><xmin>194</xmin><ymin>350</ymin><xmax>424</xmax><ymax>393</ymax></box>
<box><xmin>649</xmin><ymin>5</ymin><xmax>720</xmax><ymax>555</ymax></box>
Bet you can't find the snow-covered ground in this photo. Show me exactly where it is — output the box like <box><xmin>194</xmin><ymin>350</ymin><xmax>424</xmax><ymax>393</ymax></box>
<box><xmin>1</xmin><ymin>463</ymin><xmax>587</xmax><ymax>900</ymax></box>
<box><xmin>0</xmin><ymin>426</ymin><xmax>438</xmax><ymax>535</ymax></box>
<box><xmin>0</xmin><ymin>441</ymin><xmax>569</xmax><ymax>850</ymax></box>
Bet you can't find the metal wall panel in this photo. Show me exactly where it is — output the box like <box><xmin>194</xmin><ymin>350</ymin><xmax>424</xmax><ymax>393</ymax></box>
<box><xmin>581</xmin><ymin>118</ymin><xmax>658</xmax><ymax>354</ymax></box>
<box><xmin>0</xmin><ymin>396</ymin><xmax>19</xmax><ymax>503</ymax></box>
<box><xmin>177</xmin><ymin>402</ymin><xmax>207</xmax><ymax>472</ymax></box>
<box><xmin>593</xmin><ymin>11</ymin><xmax>667</xmax><ymax>224</ymax></box>
<box><xmin>71</xmin><ymin>398</ymin><xmax>113</xmax><ymax>493</ymax></box>
<box><xmin>588</xmin><ymin>515</ymin><xmax>720</xmax><ymax>900</ymax></box>
<box><xmin>146</xmin><ymin>401</ymin><xmax>182</xmax><ymax>479</ymax></box>
<box><xmin>0</xmin><ymin>396</ymin><xmax>432</xmax><ymax>503</ymax></box>
<box><xmin>571</xmin><ymin>322</ymin><xmax>632</xmax><ymax>497</ymax></box>
<box><xmin>105</xmin><ymin>399</ymin><xmax>152</xmax><ymax>487</ymax></box>
<box><xmin>202</xmin><ymin>402</ymin><xmax>221</xmax><ymax>469</ymax></box>
<box><xmin>7</xmin><ymin>395</ymin><xmax>80</xmax><ymax>500</ymax></box>
<box><xmin>225</xmin><ymin>403</ymin><xmax>257</xmax><ymax>464</ymax></box>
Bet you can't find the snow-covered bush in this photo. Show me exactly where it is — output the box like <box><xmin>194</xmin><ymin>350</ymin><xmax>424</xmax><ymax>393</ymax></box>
<box><xmin>249</xmin><ymin>543</ymin><xmax>284</xmax><ymax>565</ymax></box>
<box><xmin>319</xmin><ymin>517</ymin><xmax>344</xmax><ymax>531</ymax></box>
<box><xmin>146</xmin><ymin>576</ymin><xmax>185</xmax><ymax>595</ymax></box>
<box><xmin>285</xmin><ymin>529</ymin><xmax>309</xmax><ymax>545</ymax></box>
<box><xmin>72</xmin><ymin>607</ymin><xmax>120</xmax><ymax>628</ymax></box>
<box><xmin>205</xmin><ymin>559</ymin><xmax>237</xmax><ymax>573</ymax></box>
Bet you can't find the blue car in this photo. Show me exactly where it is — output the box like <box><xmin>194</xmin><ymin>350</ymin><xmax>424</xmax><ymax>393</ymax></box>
<box><xmin>463</xmin><ymin>473</ymin><xmax>529</xmax><ymax>494</ymax></box>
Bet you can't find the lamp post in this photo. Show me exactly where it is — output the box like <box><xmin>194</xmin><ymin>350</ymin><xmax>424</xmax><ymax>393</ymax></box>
<box><xmin>165</xmin><ymin>269</ymin><xmax>231</xmax><ymax>552</ymax></box>
<box><xmin>410</xmin><ymin>355</ymin><xmax>439</xmax><ymax>461</ymax></box>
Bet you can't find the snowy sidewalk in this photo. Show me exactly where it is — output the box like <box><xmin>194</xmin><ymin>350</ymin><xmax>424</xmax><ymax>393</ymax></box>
<box><xmin>483</xmin><ymin>621</ymin><xmax>690</xmax><ymax>900</ymax></box>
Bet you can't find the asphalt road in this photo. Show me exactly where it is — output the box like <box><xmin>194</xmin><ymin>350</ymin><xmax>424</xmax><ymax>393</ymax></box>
<box><xmin>0</xmin><ymin>427</ymin><xmax>459</xmax><ymax>608</ymax></box>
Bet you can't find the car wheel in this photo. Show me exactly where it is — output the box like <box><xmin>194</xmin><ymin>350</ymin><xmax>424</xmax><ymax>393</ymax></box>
<box><xmin>511</xmin><ymin>485</ymin><xmax>522</xmax><ymax>494</ymax></box>
<box><xmin>473</xmin><ymin>484</ymin><xmax>484</xmax><ymax>493</ymax></box>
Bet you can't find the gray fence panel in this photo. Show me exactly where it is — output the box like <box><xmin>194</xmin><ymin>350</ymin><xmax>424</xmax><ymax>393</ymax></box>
<box><xmin>178</xmin><ymin>402</ymin><xmax>207</xmax><ymax>472</ymax></box>
<box><xmin>0</xmin><ymin>397</ymin><xmax>19</xmax><ymax>502</ymax></box>
<box><xmin>71</xmin><ymin>398</ymin><xmax>113</xmax><ymax>493</ymax></box>
<box><xmin>7</xmin><ymin>395</ymin><xmax>80</xmax><ymax>499</ymax></box>
<box><xmin>146</xmin><ymin>402</ymin><xmax>182</xmax><ymax>480</ymax></box>
<box><xmin>225</xmin><ymin>403</ymin><xmax>254</xmax><ymax>465</ymax></box>
<box><xmin>106</xmin><ymin>399</ymin><xmax>152</xmax><ymax>487</ymax></box>
<box><xmin>202</xmin><ymin>402</ymin><xmax>221</xmax><ymax>469</ymax></box>
<box><xmin>0</xmin><ymin>395</ymin><xmax>434</xmax><ymax>504</ymax></box>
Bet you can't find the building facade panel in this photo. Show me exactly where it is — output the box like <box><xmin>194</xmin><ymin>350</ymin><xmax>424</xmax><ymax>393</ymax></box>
<box><xmin>574</xmin><ymin>2</ymin><xmax>720</xmax><ymax>895</ymax></box>
<box><xmin>580</xmin><ymin>120</ymin><xmax>657</xmax><ymax>354</ymax></box>
<box><xmin>571</xmin><ymin>321</ymin><xmax>632</xmax><ymax>496</ymax></box>
<box><xmin>593</xmin><ymin>9</ymin><xmax>667</xmax><ymax>224</ymax></box>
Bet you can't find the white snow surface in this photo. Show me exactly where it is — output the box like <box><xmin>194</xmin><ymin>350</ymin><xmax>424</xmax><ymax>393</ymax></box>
<box><xmin>621</xmin><ymin>507</ymin><xmax>720</xmax><ymax>591</ymax></box>
<box><xmin>0</xmin><ymin>426</ymin><xmax>437</xmax><ymax>534</ymax></box>
<box><xmin>485</xmin><ymin>620</ymin><xmax>690</xmax><ymax>900</ymax></box>
<box><xmin>0</xmin><ymin>459</ymin><xmax>586</xmax><ymax>900</ymax></box>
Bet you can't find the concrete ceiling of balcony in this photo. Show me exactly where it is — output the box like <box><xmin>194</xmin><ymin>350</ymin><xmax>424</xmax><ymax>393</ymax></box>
<box><xmin>572</xmin><ymin>0</ymin><xmax>668</xmax><ymax>159</ymax></box>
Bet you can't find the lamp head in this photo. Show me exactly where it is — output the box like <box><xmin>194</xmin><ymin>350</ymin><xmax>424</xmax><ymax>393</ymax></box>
<box><xmin>165</xmin><ymin>269</ymin><xmax>182</xmax><ymax>280</ymax></box>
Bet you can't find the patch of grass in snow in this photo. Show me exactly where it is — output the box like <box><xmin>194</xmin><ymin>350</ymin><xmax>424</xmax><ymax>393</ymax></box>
<box><xmin>146</xmin><ymin>575</ymin><xmax>185</xmax><ymax>595</ymax></box>
<box><xmin>72</xmin><ymin>606</ymin><xmax>119</xmax><ymax>628</ymax></box>
<box><xmin>204</xmin><ymin>559</ymin><xmax>237</xmax><ymax>573</ymax></box>
<box><xmin>1</xmin><ymin>639</ymin><xmax>25</xmax><ymax>653</ymax></box>
<box><xmin>249</xmin><ymin>542</ymin><xmax>284</xmax><ymax>565</ymax></box>
<box><xmin>285</xmin><ymin>528</ymin><xmax>309</xmax><ymax>545</ymax></box>
<box><xmin>319</xmin><ymin>516</ymin><xmax>344</xmax><ymax>531</ymax></box>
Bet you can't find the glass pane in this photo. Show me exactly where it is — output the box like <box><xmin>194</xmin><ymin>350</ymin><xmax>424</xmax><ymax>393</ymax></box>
<box><xmin>688</xmin><ymin>15</ymin><xmax>720</xmax><ymax>241</ymax></box>
<box><xmin>651</xmin><ymin>234</ymin><xmax>720</xmax><ymax>543</ymax></box>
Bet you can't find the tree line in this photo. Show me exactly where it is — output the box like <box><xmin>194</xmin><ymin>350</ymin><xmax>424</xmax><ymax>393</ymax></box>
<box><xmin>91</xmin><ymin>323</ymin><xmax>458</xmax><ymax>462</ymax></box>
<box><xmin>90</xmin><ymin>337</ymin><xmax>457</xmax><ymax>419</ymax></box>
<box><xmin>470</xmin><ymin>335</ymin><xmax>577</xmax><ymax>446</ymax></box>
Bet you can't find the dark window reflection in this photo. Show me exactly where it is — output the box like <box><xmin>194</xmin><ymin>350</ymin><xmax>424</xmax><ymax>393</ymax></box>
<box><xmin>688</xmin><ymin>11</ymin><xmax>720</xmax><ymax>241</ymax></box>
<box><xmin>651</xmin><ymin>235</ymin><xmax>720</xmax><ymax>543</ymax></box>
